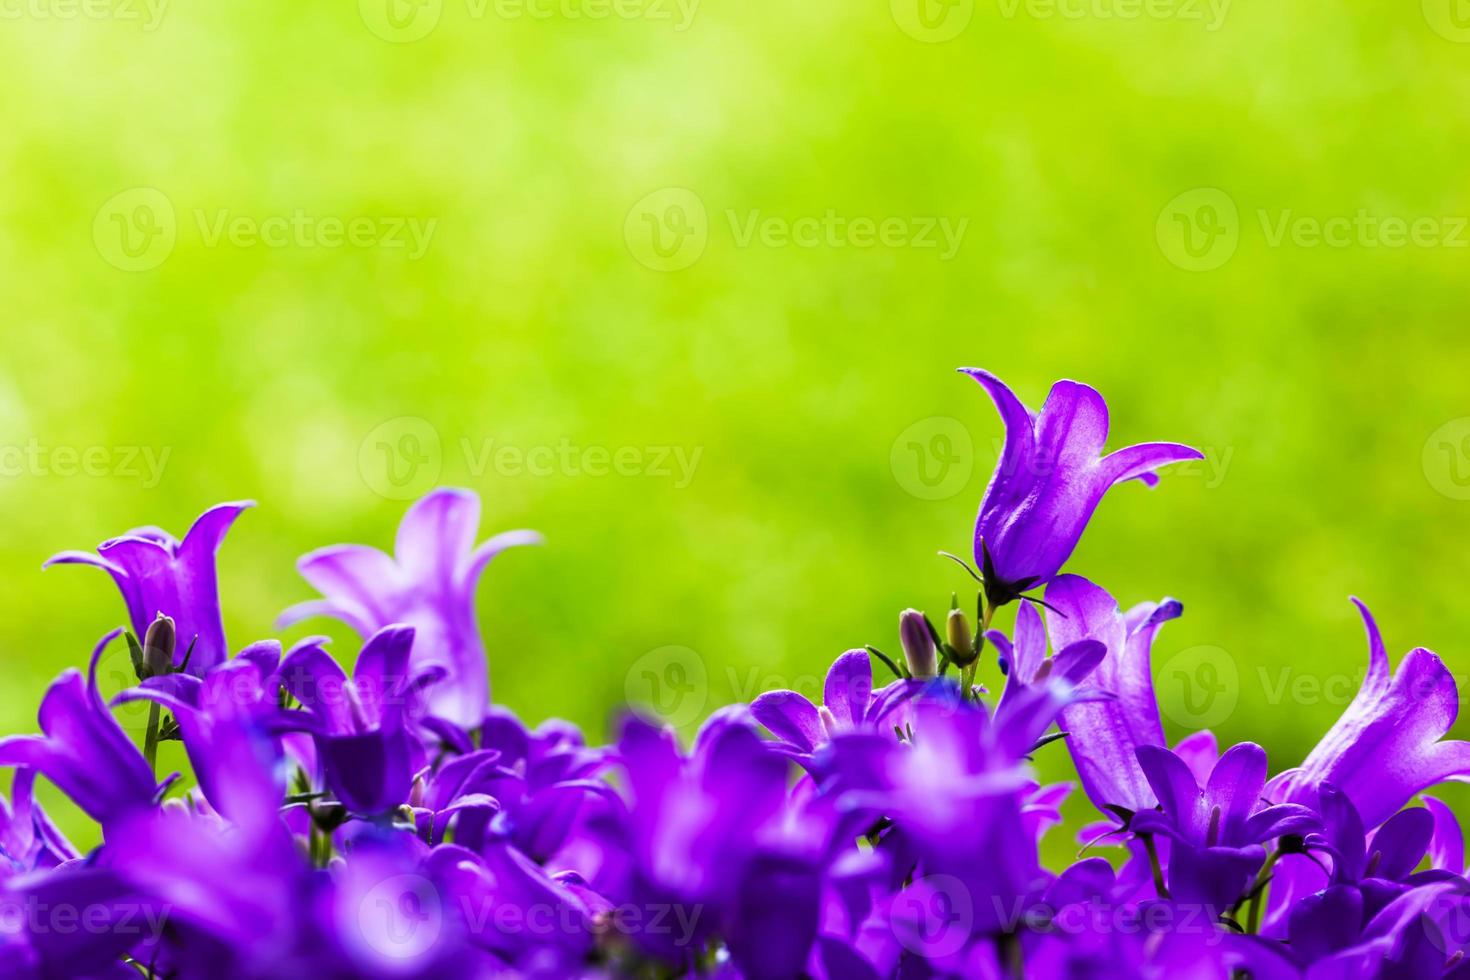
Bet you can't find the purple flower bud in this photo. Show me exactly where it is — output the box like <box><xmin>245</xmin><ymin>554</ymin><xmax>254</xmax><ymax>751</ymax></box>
<box><xmin>142</xmin><ymin>614</ymin><xmax>175</xmax><ymax>678</ymax></box>
<box><xmin>899</xmin><ymin>609</ymin><xmax>938</xmax><ymax>679</ymax></box>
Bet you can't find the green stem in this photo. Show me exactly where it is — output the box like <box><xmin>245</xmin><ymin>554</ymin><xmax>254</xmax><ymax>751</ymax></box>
<box><xmin>310</xmin><ymin>824</ymin><xmax>332</xmax><ymax>868</ymax></box>
<box><xmin>142</xmin><ymin>701</ymin><xmax>161</xmax><ymax>777</ymax></box>
<box><xmin>1142</xmin><ymin>834</ymin><xmax>1169</xmax><ymax>898</ymax></box>
<box><xmin>1244</xmin><ymin>850</ymin><xmax>1281</xmax><ymax>933</ymax></box>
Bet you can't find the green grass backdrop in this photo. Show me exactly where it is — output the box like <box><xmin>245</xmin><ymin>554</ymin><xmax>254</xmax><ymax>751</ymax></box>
<box><xmin>3</xmin><ymin>0</ymin><xmax>1470</xmax><ymax>849</ymax></box>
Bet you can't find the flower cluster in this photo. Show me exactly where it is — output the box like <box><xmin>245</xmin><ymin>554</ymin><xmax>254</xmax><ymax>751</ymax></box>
<box><xmin>2</xmin><ymin>371</ymin><xmax>1469</xmax><ymax>978</ymax></box>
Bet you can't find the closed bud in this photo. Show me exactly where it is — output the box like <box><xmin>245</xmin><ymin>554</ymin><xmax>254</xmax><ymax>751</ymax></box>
<box><xmin>899</xmin><ymin>609</ymin><xmax>938</xmax><ymax>679</ymax></box>
<box><xmin>947</xmin><ymin>608</ymin><xmax>976</xmax><ymax>667</ymax></box>
<box><xmin>142</xmin><ymin>614</ymin><xmax>176</xmax><ymax>678</ymax></box>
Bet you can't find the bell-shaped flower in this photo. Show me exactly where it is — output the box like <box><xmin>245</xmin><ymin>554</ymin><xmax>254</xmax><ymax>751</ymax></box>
<box><xmin>1283</xmin><ymin>785</ymin><xmax>1458</xmax><ymax>963</ymax></box>
<box><xmin>605</xmin><ymin>708</ymin><xmax>821</xmax><ymax>974</ymax></box>
<box><xmin>1266</xmin><ymin>598</ymin><xmax>1470</xmax><ymax>828</ymax></box>
<box><xmin>412</xmin><ymin>707</ymin><xmax>614</xmax><ymax>864</ymax></box>
<box><xmin>0</xmin><ymin>629</ymin><xmax>167</xmax><ymax>832</ymax></box>
<box><xmin>1040</xmin><ymin>574</ymin><xmax>1183</xmax><ymax>815</ymax></box>
<box><xmin>962</xmin><ymin>369</ymin><xmax>1200</xmax><ymax>605</ymax></box>
<box><xmin>751</xmin><ymin>650</ymin><xmax>921</xmax><ymax>770</ymax></box>
<box><xmin>278</xmin><ymin>488</ymin><xmax>540</xmax><ymax>730</ymax></box>
<box><xmin>44</xmin><ymin>502</ymin><xmax>252</xmax><ymax>676</ymax></box>
<box><xmin>1131</xmin><ymin>741</ymin><xmax>1318</xmax><ymax>911</ymax></box>
<box><xmin>114</xmin><ymin>642</ymin><xmax>290</xmax><ymax>834</ymax></box>
<box><xmin>0</xmin><ymin>769</ymin><xmax>76</xmax><ymax>876</ymax></box>
<box><xmin>277</xmin><ymin>625</ymin><xmax>430</xmax><ymax>815</ymax></box>
<box><xmin>822</xmin><ymin>694</ymin><xmax>1046</xmax><ymax>945</ymax></box>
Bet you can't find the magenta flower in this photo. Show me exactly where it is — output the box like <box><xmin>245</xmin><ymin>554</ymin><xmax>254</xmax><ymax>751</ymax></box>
<box><xmin>961</xmin><ymin>369</ymin><xmax>1200</xmax><ymax>604</ymax></box>
<box><xmin>44</xmin><ymin>502</ymin><xmax>253</xmax><ymax>676</ymax></box>
<box><xmin>278</xmin><ymin>488</ymin><xmax>540</xmax><ymax>729</ymax></box>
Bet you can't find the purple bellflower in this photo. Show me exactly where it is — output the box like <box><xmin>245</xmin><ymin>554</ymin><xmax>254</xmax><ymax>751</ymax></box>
<box><xmin>278</xmin><ymin>625</ymin><xmax>430</xmax><ymax>815</ymax></box>
<box><xmin>1261</xmin><ymin>601</ymin><xmax>1470</xmax><ymax>940</ymax></box>
<box><xmin>1266</xmin><ymin>598</ymin><xmax>1470</xmax><ymax>828</ymax></box>
<box><xmin>412</xmin><ymin>707</ymin><xmax>614</xmax><ymax>864</ymax></box>
<box><xmin>1039</xmin><ymin>574</ymin><xmax>1183</xmax><ymax>816</ymax></box>
<box><xmin>114</xmin><ymin>643</ymin><xmax>289</xmax><ymax>832</ymax></box>
<box><xmin>277</xmin><ymin>488</ymin><xmax>541</xmax><ymax>731</ymax></box>
<box><xmin>822</xmin><ymin>692</ymin><xmax>1068</xmax><ymax>969</ymax></box>
<box><xmin>605</xmin><ymin>709</ymin><xmax>821</xmax><ymax>975</ymax></box>
<box><xmin>44</xmin><ymin>502</ymin><xmax>252</xmax><ymax>676</ymax></box>
<box><xmin>1131</xmin><ymin>741</ymin><xmax>1318</xmax><ymax>912</ymax></box>
<box><xmin>1283</xmin><ymin>785</ymin><xmax>1458</xmax><ymax>963</ymax></box>
<box><xmin>0</xmin><ymin>769</ymin><xmax>76</xmax><ymax>876</ymax></box>
<box><xmin>961</xmin><ymin>369</ymin><xmax>1201</xmax><ymax>605</ymax></box>
<box><xmin>0</xmin><ymin>629</ymin><xmax>167</xmax><ymax>831</ymax></box>
<box><xmin>750</xmin><ymin>650</ymin><xmax>920</xmax><ymax>770</ymax></box>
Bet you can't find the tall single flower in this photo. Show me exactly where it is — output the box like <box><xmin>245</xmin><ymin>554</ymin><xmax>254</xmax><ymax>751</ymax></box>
<box><xmin>45</xmin><ymin>502</ymin><xmax>253</xmax><ymax>676</ymax></box>
<box><xmin>1265</xmin><ymin>598</ymin><xmax>1470</xmax><ymax>828</ymax></box>
<box><xmin>961</xmin><ymin>369</ymin><xmax>1200</xmax><ymax>605</ymax></box>
<box><xmin>1040</xmin><ymin>574</ymin><xmax>1183</xmax><ymax>815</ymax></box>
<box><xmin>277</xmin><ymin>488</ymin><xmax>541</xmax><ymax>729</ymax></box>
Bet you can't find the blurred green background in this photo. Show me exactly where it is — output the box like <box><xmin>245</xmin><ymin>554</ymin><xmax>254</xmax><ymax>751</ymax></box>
<box><xmin>4</xmin><ymin>0</ymin><xmax>1470</xmax><ymax>849</ymax></box>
